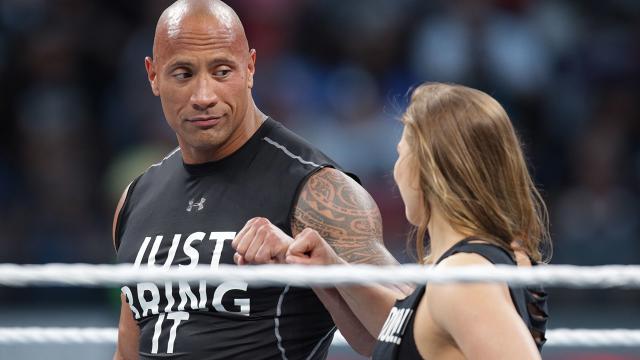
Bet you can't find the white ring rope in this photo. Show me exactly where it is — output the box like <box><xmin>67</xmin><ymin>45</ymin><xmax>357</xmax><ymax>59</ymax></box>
<box><xmin>1</xmin><ymin>264</ymin><xmax>639</xmax><ymax>348</ymax></box>
<box><xmin>0</xmin><ymin>264</ymin><xmax>639</xmax><ymax>288</ymax></box>
<box><xmin>0</xmin><ymin>328</ymin><xmax>639</xmax><ymax>347</ymax></box>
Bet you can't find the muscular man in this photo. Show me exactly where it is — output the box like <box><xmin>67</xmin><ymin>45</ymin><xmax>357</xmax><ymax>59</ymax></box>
<box><xmin>112</xmin><ymin>1</ymin><xmax>400</xmax><ymax>359</ymax></box>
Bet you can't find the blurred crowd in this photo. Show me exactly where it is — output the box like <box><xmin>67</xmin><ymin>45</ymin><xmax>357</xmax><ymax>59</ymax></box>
<box><xmin>0</xmin><ymin>0</ymin><xmax>638</xmax><ymax>303</ymax></box>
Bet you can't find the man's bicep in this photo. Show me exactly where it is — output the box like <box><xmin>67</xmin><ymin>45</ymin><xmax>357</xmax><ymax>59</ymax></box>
<box><xmin>292</xmin><ymin>167</ymin><xmax>398</xmax><ymax>265</ymax></box>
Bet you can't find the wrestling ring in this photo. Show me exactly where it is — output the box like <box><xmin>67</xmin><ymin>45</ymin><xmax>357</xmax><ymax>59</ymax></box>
<box><xmin>0</xmin><ymin>264</ymin><xmax>639</xmax><ymax>349</ymax></box>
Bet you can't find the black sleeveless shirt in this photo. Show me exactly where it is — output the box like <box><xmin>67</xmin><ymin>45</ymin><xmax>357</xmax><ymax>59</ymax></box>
<box><xmin>115</xmin><ymin>118</ymin><xmax>351</xmax><ymax>359</ymax></box>
<box><xmin>371</xmin><ymin>238</ymin><xmax>548</xmax><ymax>359</ymax></box>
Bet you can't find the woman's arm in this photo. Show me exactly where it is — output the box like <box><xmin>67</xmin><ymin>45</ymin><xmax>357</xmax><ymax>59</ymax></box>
<box><xmin>287</xmin><ymin>228</ymin><xmax>404</xmax><ymax>339</ymax></box>
<box><xmin>335</xmin><ymin>283</ymin><xmax>402</xmax><ymax>338</ymax></box>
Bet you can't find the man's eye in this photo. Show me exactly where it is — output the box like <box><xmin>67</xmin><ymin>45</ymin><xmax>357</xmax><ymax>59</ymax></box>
<box><xmin>214</xmin><ymin>69</ymin><xmax>231</xmax><ymax>77</ymax></box>
<box><xmin>173</xmin><ymin>72</ymin><xmax>192</xmax><ymax>80</ymax></box>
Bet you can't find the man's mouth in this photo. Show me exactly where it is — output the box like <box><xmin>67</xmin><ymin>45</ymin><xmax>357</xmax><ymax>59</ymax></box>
<box><xmin>186</xmin><ymin>115</ymin><xmax>223</xmax><ymax>128</ymax></box>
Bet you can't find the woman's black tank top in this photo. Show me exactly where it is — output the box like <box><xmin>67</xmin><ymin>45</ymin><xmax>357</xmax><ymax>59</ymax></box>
<box><xmin>371</xmin><ymin>238</ymin><xmax>548</xmax><ymax>359</ymax></box>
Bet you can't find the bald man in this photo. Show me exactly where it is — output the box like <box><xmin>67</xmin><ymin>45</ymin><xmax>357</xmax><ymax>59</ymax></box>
<box><xmin>112</xmin><ymin>1</ymin><xmax>401</xmax><ymax>359</ymax></box>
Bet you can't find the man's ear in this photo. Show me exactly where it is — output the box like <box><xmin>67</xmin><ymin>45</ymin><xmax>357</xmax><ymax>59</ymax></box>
<box><xmin>145</xmin><ymin>56</ymin><xmax>160</xmax><ymax>96</ymax></box>
<box><xmin>247</xmin><ymin>49</ymin><xmax>256</xmax><ymax>89</ymax></box>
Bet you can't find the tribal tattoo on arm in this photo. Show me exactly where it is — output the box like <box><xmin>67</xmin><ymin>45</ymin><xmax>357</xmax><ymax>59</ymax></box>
<box><xmin>292</xmin><ymin>167</ymin><xmax>399</xmax><ymax>265</ymax></box>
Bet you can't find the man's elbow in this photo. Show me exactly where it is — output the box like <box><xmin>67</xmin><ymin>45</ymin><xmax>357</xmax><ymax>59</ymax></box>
<box><xmin>114</xmin><ymin>335</ymin><xmax>139</xmax><ymax>360</ymax></box>
<box><xmin>113</xmin><ymin>348</ymin><xmax>137</xmax><ymax>360</ymax></box>
<box><xmin>112</xmin><ymin>350</ymin><xmax>124</xmax><ymax>360</ymax></box>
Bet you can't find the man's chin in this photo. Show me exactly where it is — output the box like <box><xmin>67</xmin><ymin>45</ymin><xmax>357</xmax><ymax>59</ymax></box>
<box><xmin>184</xmin><ymin>126</ymin><xmax>228</xmax><ymax>144</ymax></box>
<box><xmin>178</xmin><ymin>132</ymin><xmax>225</xmax><ymax>152</ymax></box>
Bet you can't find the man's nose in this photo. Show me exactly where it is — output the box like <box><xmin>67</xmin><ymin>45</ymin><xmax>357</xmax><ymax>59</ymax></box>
<box><xmin>191</xmin><ymin>75</ymin><xmax>218</xmax><ymax>111</ymax></box>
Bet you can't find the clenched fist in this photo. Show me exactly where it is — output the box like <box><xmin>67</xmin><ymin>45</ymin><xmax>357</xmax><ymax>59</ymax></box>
<box><xmin>285</xmin><ymin>228</ymin><xmax>344</xmax><ymax>266</ymax></box>
<box><xmin>232</xmin><ymin>217</ymin><xmax>293</xmax><ymax>265</ymax></box>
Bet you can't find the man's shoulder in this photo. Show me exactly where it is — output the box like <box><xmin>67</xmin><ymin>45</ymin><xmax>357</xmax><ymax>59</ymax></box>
<box><xmin>259</xmin><ymin>118</ymin><xmax>344</xmax><ymax>173</ymax></box>
<box><xmin>134</xmin><ymin>147</ymin><xmax>182</xmax><ymax>182</ymax></box>
<box><xmin>146</xmin><ymin>147</ymin><xmax>182</xmax><ymax>172</ymax></box>
<box><xmin>122</xmin><ymin>147</ymin><xmax>182</xmax><ymax>204</ymax></box>
<box><xmin>260</xmin><ymin>118</ymin><xmax>321</xmax><ymax>155</ymax></box>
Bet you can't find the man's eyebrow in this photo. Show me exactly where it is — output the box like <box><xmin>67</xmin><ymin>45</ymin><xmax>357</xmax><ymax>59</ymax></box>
<box><xmin>166</xmin><ymin>58</ymin><xmax>237</xmax><ymax>70</ymax></box>
<box><xmin>166</xmin><ymin>60</ymin><xmax>194</xmax><ymax>69</ymax></box>
<box><xmin>208</xmin><ymin>57</ymin><xmax>237</xmax><ymax>67</ymax></box>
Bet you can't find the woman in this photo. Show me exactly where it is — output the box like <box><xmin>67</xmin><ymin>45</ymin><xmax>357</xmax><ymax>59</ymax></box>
<box><xmin>286</xmin><ymin>83</ymin><xmax>550</xmax><ymax>359</ymax></box>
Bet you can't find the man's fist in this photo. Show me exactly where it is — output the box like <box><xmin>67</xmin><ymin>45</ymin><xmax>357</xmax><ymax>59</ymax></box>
<box><xmin>232</xmin><ymin>217</ymin><xmax>293</xmax><ymax>265</ymax></box>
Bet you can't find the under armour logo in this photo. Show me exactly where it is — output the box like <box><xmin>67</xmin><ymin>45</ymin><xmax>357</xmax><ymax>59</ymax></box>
<box><xmin>187</xmin><ymin>197</ymin><xmax>206</xmax><ymax>212</ymax></box>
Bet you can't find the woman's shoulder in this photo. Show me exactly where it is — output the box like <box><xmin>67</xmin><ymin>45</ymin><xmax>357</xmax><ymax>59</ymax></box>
<box><xmin>435</xmin><ymin>238</ymin><xmax>518</xmax><ymax>267</ymax></box>
<box><xmin>436</xmin><ymin>250</ymin><xmax>495</xmax><ymax>268</ymax></box>
<box><xmin>426</xmin><ymin>250</ymin><xmax>513</xmax><ymax>323</ymax></box>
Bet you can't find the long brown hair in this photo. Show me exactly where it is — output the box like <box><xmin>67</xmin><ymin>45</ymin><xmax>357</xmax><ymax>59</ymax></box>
<box><xmin>402</xmin><ymin>83</ymin><xmax>551</xmax><ymax>263</ymax></box>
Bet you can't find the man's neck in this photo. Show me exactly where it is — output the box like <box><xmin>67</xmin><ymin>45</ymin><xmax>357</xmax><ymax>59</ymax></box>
<box><xmin>181</xmin><ymin>106</ymin><xmax>267</xmax><ymax>164</ymax></box>
<box><xmin>208</xmin><ymin>107</ymin><xmax>266</xmax><ymax>161</ymax></box>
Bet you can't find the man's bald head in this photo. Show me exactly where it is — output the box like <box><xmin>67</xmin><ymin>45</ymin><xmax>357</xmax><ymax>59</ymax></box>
<box><xmin>144</xmin><ymin>0</ymin><xmax>260</xmax><ymax>164</ymax></box>
<box><xmin>153</xmin><ymin>0</ymin><xmax>249</xmax><ymax>63</ymax></box>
